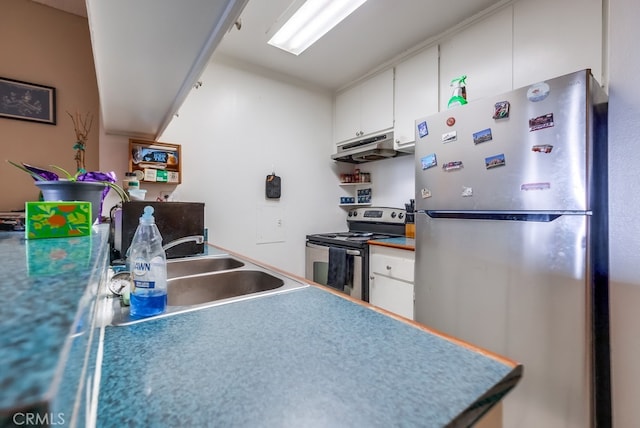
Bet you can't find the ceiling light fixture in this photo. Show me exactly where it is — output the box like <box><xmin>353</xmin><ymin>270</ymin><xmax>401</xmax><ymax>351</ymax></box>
<box><xmin>268</xmin><ymin>0</ymin><xmax>369</xmax><ymax>56</ymax></box>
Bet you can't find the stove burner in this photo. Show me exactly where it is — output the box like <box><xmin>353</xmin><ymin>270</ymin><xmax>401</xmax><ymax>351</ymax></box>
<box><xmin>311</xmin><ymin>231</ymin><xmax>397</xmax><ymax>244</ymax></box>
<box><xmin>346</xmin><ymin>236</ymin><xmax>375</xmax><ymax>242</ymax></box>
<box><xmin>322</xmin><ymin>232</ymin><xmax>373</xmax><ymax>238</ymax></box>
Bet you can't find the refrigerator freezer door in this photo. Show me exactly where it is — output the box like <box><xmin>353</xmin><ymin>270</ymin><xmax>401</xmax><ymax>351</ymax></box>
<box><xmin>414</xmin><ymin>212</ymin><xmax>590</xmax><ymax>427</ymax></box>
<box><xmin>414</xmin><ymin>70</ymin><xmax>598</xmax><ymax>212</ymax></box>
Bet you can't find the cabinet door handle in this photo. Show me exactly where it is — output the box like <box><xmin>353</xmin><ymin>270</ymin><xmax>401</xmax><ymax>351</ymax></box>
<box><xmin>386</xmin><ymin>265</ymin><xmax>392</xmax><ymax>270</ymax></box>
<box><xmin>370</xmin><ymin>275</ymin><xmax>375</xmax><ymax>280</ymax></box>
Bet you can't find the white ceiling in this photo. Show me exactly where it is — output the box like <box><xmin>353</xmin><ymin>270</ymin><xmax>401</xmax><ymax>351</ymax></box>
<box><xmin>214</xmin><ymin>0</ymin><xmax>506</xmax><ymax>91</ymax></box>
<box><xmin>38</xmin><ymin>0</ymin><xmax>506</xmax><ymax>92</ymax></box>
<box><xmin>33</xmin><ymin>0</ymin><xmax>507</xmax><ymax>138</ymax></box>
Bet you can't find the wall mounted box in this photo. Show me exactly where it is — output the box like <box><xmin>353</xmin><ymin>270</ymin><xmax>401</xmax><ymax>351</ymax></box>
<box><xmin>25</xmin><ymin>201</ymin><xmax>92</xmax><ymax>239</ymax></box>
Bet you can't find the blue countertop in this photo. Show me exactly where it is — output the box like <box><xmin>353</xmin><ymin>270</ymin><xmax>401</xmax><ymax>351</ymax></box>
<box><xmin>368</xmin><ymin>236</ymin><xmax>415</xmax><ymax>250</ymax></box>
<box><xmin>0</xmin><ymin>226</ymin><xmax>109</xmax><ymax>422</ymax></box>
<box><xmin>1</xmin><ymin>228</ymin><xmax>521</xmax><ymax>427</ymax></box>
<box><xmin>98</xmin><ymin>286</ymin><xmax>521</xmax><ymax>427</ymax></box>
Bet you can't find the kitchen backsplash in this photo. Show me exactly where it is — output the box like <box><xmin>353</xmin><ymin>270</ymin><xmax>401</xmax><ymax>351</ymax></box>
<box><xmin>365</xmin><ymin>155</ymin><xmax>414</xmax><ymax>208</ymax></box>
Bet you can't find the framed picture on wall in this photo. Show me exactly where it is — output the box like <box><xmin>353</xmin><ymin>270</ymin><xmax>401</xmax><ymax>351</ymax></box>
<box><xmin>0</xmin><ymin>77</ymin><xmax>56</xmax><ymax>125</ymax></box>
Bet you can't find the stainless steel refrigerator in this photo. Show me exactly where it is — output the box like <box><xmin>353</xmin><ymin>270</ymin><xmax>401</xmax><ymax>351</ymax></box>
<box><xmin>413</xmin><ymin>69</ymin><xmax>610</xmax><ymax>428</ymax></box>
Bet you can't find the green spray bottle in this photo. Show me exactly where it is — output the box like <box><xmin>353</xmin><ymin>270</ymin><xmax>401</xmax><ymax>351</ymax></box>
<box><xmin>447</xmin><ymin>75</ymin><xmax>468</xmax><ymax>108</ymax></box>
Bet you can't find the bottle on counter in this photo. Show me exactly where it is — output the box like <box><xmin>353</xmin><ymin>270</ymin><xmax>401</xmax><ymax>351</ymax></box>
<box><xmin>128</xmin><ymin>205</ymin><xmax>167</xmax><ymax>318</ymax></box>
<box><xmin>123</xmin><ymin>172</ymin><xmax>139</xmax><ymax>191</ymax></box>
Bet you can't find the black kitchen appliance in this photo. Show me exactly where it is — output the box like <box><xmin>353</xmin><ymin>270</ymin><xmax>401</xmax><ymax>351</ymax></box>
<box><xmin>110</xmin><ymin>201</ymin><xmax>205</xmax><ymax>262</ymax></box>
<box><xmin>305</xmin><ymin>207</ymin><xmax>406</xmax><ymax>302</ymax></box>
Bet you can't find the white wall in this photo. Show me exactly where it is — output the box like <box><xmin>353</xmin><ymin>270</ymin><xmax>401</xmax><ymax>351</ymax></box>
<box><xmin>607</xmin><ymin>0</ymin><xmax>640</xmax><ymax>426</ymax></box>
<box><xmin>361</xmin><ymin>155</ymin><xmax>414</xmax><ymax>208</ymax></box>
<box><xmin>158</xmin><ymin>56</ymin><xmax>345</xmax><ymax>275</ymax></box>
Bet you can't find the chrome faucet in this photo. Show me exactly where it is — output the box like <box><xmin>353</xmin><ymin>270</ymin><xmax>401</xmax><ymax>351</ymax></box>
<box><xmin>162</xmin><ymin>235</ymin><xmax>205</xmax><ymax>251</ymax></box>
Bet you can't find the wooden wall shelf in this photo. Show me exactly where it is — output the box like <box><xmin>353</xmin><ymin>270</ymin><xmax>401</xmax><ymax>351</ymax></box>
<box><xmin>128</xmin><ymin>139</ymin><xmax>182</xmax><ymax>184</ymax></box>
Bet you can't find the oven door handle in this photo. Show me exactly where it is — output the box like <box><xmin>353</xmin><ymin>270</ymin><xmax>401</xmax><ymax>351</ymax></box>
<box><xmin>306</xmin><ymin>242</ymin><xmax>362</xmax><ymax>257</ymax></box>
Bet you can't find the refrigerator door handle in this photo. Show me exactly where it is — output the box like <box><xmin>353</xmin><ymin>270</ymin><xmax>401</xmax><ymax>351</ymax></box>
<box><xmin>422</xmin><ymin>211</ymin><xmax>584</xmax><ymax>222</ymax></box>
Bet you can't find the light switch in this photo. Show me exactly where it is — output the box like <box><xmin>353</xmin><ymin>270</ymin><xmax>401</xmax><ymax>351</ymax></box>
<box><xmin>256</xmin><ymin>205</ymin><xmax>285</xmax><ymax>244</ymax></box>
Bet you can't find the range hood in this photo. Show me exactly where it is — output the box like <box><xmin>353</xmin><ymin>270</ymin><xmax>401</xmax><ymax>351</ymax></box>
<box><xmin>331</xmin><ymin>130</ymin><xmax>404</xmax><ymax>163</ymax></box>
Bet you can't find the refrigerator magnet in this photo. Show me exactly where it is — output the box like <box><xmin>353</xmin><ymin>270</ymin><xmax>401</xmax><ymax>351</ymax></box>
<box><xmin>461</xmin><ymin>187</ymin><xmax>473</xmax><ymax>197</ymax></box>
<box><xmin>421</xmin><ymin>188</ymin><xmax>432</xmax><ymax>199</ymax></box>
<box><xmin>529</xmin><ymin>113</ymin><xmax>554</xmax><ymax>131</ymax></box>
<box><xmin>527</xmin><ymin>82</ymin><xmax>550</xmax><ymax>102</ymax></box>
<box><xmin>532</xmin><ymin>144</ymin><xmax>553</xmax><ymax>153</ymax></box>
<box><xmin>446</xmin><ymin>117</ymin><xmax>456</xmax><ymax>126</ymax></box>
<box><xmin>521</xmin><ymin>182</ymin><xmax>551</xmax><ymax>191</ymax></box>
<box><xmin>472</xmin><ymin>128</ymin><xmax>493</xmax><ymax>145</ymax></box>
<box><xmin>485</xmin><ymin>153</ymin><xmax>506</xmax><ymax>169</ymax></box>
<box><xmin>417</xmin><ymin>121</ymin><xmax>429</xmax><ymax>138</ymax></box>
<box><xmin>442</xmin><ymin>160</ymin><xmax>463</xmax><ymax>171</ymax></box>
<box><xmin>493</xmin><ymin>101</ymin><xmax>510</xmax><ymax>119</ymax></box>
<box><xmin>442</xmin><ymin>131</ymin><xmax>457</xmax><ymax>143</ymax></box>
<box><xmin>421</xmin><ymin>153</ymin><xmax>437</xmax><ymax>170</ymax></box>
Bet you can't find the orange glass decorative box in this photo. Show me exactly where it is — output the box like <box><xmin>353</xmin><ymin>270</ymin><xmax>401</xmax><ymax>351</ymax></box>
<box><xmin>25</xmin><ymin>201</ymin><xmax>93</xmax><ymax>239</ymax></box>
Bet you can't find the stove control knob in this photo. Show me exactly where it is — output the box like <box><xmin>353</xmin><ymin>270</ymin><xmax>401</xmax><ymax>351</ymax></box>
<box><xmin>352</xmin><ymin>211</ymin><xmax>358</xmax><ymax>217</ymax></box>
<box><xmin>398</xmin><ymin>212</ymin><xmax>404</xmax><ymax>219</ymax></box>
<box><xmin>390</xmin><ymin>212</ymin><xmax>396</xmax><ymax>218</ymax></box>
<box><xmin>348</xmin><ymin>211</ymin><xmax>353</xmax><ymax>217</ymax></box>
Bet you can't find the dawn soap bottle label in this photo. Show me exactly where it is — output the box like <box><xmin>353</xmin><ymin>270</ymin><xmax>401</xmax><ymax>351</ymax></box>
<box><xmin>131</xmin><ymin>256</ymin><xmax>167</xmax><ymax>318</ymax></box>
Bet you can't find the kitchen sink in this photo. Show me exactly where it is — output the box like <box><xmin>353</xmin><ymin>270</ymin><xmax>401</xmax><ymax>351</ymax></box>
<box><xmin>168</xmin><ymin>270</ymin><xmax>283</xmax><ymax>306</ymax></box>
<box><xmin>167</xmin><ymin>256</ymin><xmax>244</xmax><ymax>279</ymax></box>
<box><xmin>107</xmin><ymin>254</ymin><xmax>308</xmax><ymax>326</ymax></box>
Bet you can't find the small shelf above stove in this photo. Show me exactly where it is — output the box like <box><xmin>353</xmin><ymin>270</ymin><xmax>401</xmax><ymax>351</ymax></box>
<box><xmin>339</xmin><ymin>203</ymin><xmax>372</xmax><ymax>208</ymax></box>
<box><xmin>338</xmin><ymin>175</ymin><xmax>372</xmax><ymax>206</ymax></box>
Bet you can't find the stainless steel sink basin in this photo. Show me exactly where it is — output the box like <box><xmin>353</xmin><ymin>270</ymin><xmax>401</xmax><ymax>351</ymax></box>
<box><xmin>167</xmin><ymin>256</ymin><xmax>244</xmax><ymax>279</ymax></box>
<box><xmin>107</xmin><ymin>254</ymin><xmax>308</xmax><ymax>326</ymax></box>
<box><xmin>168</xmin><ymin>270</ymin><xmax>284</xmax><ymax>306</ymax></box>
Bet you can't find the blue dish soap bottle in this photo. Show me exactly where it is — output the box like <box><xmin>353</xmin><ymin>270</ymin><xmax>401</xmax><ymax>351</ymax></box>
<box><xmin>128</xmin><ymin>205</ymin><xmax>167</xmax><ymax>318</ymax></box>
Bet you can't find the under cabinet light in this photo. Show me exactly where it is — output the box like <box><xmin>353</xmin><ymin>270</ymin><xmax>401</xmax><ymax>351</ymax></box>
<box><xmin>268</xmin><ymin>0</ymin><xmax>369</xmax><ymax>56</ymax></box>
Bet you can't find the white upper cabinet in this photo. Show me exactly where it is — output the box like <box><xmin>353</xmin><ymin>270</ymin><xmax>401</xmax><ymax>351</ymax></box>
<box><xmin>393</xmin><ymin>45</ymin><xmax>439</xmax><ymax>152</ymax></box>
<box><xmin>439</xmin><ymin>6</ymin><xmax>513</xmax><ymax>111</ymax></box>
<box><xmin>86</xmin><ymin>0</ymin><xmax>248</xmax><ymax>139</ymax></box>
<box><xmin>513</xmin><ymin>0</ymin><xmax>603</xmax><ymax>87</ymax></box>
<box><xmin>334</xmin><ymin>68</ymin><xmax>394</xmax><ymax>145</ymax></box>
<box><xmin>335</xmin><ymin>86</ymin><xmax>361</xmax><ymax>143</ymax></box>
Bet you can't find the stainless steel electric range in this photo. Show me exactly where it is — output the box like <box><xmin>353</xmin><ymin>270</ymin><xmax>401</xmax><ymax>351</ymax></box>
<box><xmin>305</xmin><ymin>207</ymin><xmax>406</xmax><ymax>302</ymax></box>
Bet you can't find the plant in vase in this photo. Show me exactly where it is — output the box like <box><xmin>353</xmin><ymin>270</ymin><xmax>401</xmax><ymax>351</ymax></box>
<box><xmin>8</xmin><ymin>111</ymin><xmax>129</xmax><ymax>223</ymax></box>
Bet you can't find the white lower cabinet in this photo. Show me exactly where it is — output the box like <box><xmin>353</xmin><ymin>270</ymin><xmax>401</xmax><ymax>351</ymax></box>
<box><xmin>369</xmin><ymin>245</ymin><xmax>415</xmax><ymax>320</ymax></box>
